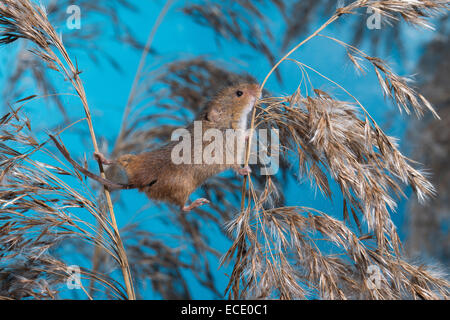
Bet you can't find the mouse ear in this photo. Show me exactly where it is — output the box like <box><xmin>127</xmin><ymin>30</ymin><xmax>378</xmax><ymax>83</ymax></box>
<box><xmin>206</xmin><ymin>108</ymin><xmax>220</xmax><ymax>122</ymax></box>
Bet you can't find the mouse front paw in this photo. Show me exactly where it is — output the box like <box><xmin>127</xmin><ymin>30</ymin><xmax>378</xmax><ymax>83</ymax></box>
<box><xmin>238</xmin><ymin>166</ymin><xmax>252</xmax><ymax>176</ymax></box>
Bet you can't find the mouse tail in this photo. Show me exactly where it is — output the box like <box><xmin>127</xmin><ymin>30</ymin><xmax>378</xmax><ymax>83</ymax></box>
<box><xmin>49</xmin><ymin>135</ymin><xmax>135</xmax><ymax>190</ymax></box>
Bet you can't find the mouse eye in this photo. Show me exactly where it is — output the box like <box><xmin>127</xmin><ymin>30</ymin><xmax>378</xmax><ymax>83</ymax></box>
<box><xmin>236</xmin><ymin>90</ymin><xmax>243</xmax><ymax>97</ymax></box>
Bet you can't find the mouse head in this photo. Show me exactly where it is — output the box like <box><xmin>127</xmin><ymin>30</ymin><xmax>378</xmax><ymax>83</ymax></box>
<box><xmin>205</xmin><ymin>83</ymin><xmax>260</xmax><ymax>127</ymax></box>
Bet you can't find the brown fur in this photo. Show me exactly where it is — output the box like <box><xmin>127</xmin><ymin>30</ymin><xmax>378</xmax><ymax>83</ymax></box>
<box><xmin>55</xmin><ymin>83</ymin><xmax>260</xmax><ymax>209</ymax></box>
<box><xmin>111</xmin><ymin>83</ymin><xmax>260</xmax><ymax>208</ymax></box>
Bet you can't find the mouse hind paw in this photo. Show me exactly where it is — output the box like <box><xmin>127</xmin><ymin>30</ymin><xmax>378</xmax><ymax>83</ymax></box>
<box><xmin>94</xmin><ymin>152</ymin><xmax>114</xmax><ymax>165</ymax></box>
<box><xmin>182</xmin><ymin>198</ymin><xmax>210</xmax><ymax>212</ymax></box>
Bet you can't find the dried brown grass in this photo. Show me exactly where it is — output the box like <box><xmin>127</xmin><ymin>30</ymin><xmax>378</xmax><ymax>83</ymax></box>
<box><xmin>0</xmin><ymin>0</ymin><xmax>135</xmax><ymax>299</ymax></box>
<box><xmin>0</xmin><ymin>0</ymin><xmax>223</xmax><ymax>300</ymax></box>
<box><xmin>0</xmin><ymin>0</ymin><xmax>448</xmax><ymax>300</ymax></box>
<box><xmin>0</xmin><ymin>105</ymin><xmax>128</xmax><ymax>299</ymax></box>
<box><xmin>1</xmin><ymin>0</ymin><xmax>140</xmax><ymax>121</ymax></box>
<box><xmin>224</xmin><ymin>0</ymin><xmax>450</xmax><ymax>299</ymax></box>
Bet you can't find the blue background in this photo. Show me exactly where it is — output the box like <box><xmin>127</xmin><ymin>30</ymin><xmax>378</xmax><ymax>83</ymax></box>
<box><xmin>0</xmin><ymin>0</ymin><xmax>438</xmax><ymax>299</ymax></box>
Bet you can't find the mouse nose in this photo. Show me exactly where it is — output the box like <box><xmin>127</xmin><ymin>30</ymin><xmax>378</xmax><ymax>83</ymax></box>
<box><xmin>247</xmin><ymin>84</ymin><xmax>261</xmax><ymax>98</ymax></box>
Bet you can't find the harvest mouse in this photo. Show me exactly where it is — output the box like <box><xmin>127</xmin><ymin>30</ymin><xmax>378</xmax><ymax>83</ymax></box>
<box><xmin>51</xmin><ymin>83</ymin><xmax>261</xmax><ymax>211</ymax></box>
